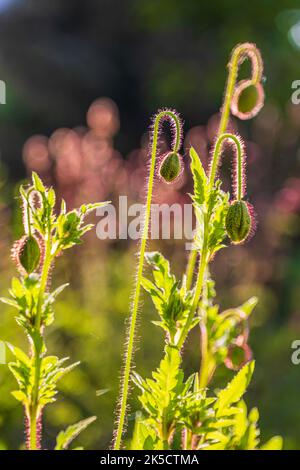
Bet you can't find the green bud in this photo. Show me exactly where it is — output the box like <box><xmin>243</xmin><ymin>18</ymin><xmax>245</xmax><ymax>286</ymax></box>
<box><xmin>159</xmin><ymin>152</ymin><xmax>182</xmax><ymax>183</ymax></box>
<box><xmin>19</xmin><ymin>235</ymin><xmax>41</xmax><ymax>273</ymax></box>
<box><xmin>225</xmin><ymin>200</ymin><xmax>251</xmax><ymax>244</ymax></box>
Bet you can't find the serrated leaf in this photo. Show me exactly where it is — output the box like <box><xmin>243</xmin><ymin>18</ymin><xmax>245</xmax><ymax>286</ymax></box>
<box><xmin>32</xmin><ymin>172</ymin><xmax>46</xmax><ymax>192</ymax></box>
<box><xmin>189</xmin><ymin>147</ymin><xmax>207</xmax><ymax>205</ymax></box>
<box><xmin>216</xmin><ymin>361</ymin><xmax>255</xmax><ymax>417</ymax></box>
<box><xmin>55</xmin><ymin>416</ymin><xmax>97</xmax><ymax>450</ymax></box>
<box><xmin>81</xmin><ymin>201</ymin><xmax>110</xmax><ymax>215</ymax></box>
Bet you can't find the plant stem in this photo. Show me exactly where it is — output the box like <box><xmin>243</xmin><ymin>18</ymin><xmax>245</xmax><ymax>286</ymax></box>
<box><xmin>178</xmin><ymin>214</ymin><xmax>209</xmax><ymax>350</ymax></box>
<box><xmin>218</xmin><ymin>43</ymin><xmax>263</xmax><ymax>136</ymax></box>
<box><xmin>28</xmin><ymin>405</ymin><xmax>38</xmax><ymax>450</ymax></box>
<box><xmin>161</xmin><ymin>416</ymin><xmax>170</xmax><ymax>450</ymax></box>
<box><xmin>198</xmin><ymin>319</ymin><xmax>209</xmax><ymax>389</ymax></box>
<box><xmin>185</xmin><ymin>43</ymin><xmax>262</xmax><ymax>286</ymax></box>
<box><xmin>208</xmin><ymin>132</ymin><xmax>244</xmax><ymax>197</ymax></box>
<box><xmin>182</xmin><ymin>132</ymin><xmax>244</xmax><ymax>355</ymax></box>
<box><xmin>114</xmin><ymin>110</ymin><xmax>182</xmax><ymax>450</ymax></box>
<box><xmin>190</xmin><ymin>46</ymin><xmax>261</xmax><ymax>384</ymax></box>
<box><xmin>185</xmin><ymin>250</ymin><xmax>197</xmax><ymax>291</ymax></box>
<box><xmin>28</xmin><ymin>231</ymin><xmax>52</xmax><ymax>450</ymax></box>
<box><xmin>198</xmin><ymin>269</ymin><xmax>210</xmax><ymax>388</ymax></box>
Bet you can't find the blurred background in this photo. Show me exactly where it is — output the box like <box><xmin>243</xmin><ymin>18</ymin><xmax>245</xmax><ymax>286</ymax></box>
<box><xmin>0</xmin><ymin>0</ymin><xmax>300</xmax><ymax>450</ymax></box>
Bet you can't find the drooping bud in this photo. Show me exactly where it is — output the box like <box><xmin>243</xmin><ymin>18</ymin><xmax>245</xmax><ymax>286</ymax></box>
<box><xmin>159</xmin><ymin>151</ymin><xmax>182</xmax><ymax>183</ymax></box>
<box><xmin>231</xmin><ymin>79</ymin><xmax>264</xmax><ymax>120</ymax></box>
<box><xmin>224</xmin><ymin>335</ymin><xmax>252</xmax><ymax>371</ymax></box>
<box><xmin>12</xmin><ymin>235</ymin><xmax>41</xmax><ymax>274</ymax></box>
<box><xmin>225</xmin><ymin>200</ymin><xmax>252</xmax><ymax>244</ymax></box>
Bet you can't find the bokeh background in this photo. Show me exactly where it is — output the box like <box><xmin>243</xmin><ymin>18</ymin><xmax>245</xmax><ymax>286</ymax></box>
<box><xmin>0</xmin><ymin>0</ymin><xmax>300</xmax><ymax>450</ymax></box>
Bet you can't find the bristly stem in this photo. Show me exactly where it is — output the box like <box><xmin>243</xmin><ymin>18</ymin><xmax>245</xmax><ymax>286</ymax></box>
<box><xmin>209</xmin><ymin>132</ymin><xmax>245</xmax><ymax>200</ymax></box>
<box><xmin>219</xmin><ymin>43</ymin><xmax>263</xmax><ymax>135</ymax></box>
<box><xmin>178</xmin><ymin>214</ymin><xmax>208</xmax><ymax>350</ymax></box>
<box><xmin>114</xmin><ymin>109</ymin><xmax>182</xmax><ymax>450</ymax></box>
<box><xmin>181</xmin><ymin>133</ymin><xmax>244</xmax><ymax>359</ymax></box>
<box><xmin>184</xmin><ymin>43</ymin><xmax>261</xmax><ymax>334</ymax></box>
<box><xmin>28</xmin><ymin>227</ymin><xmax>53</xmax><ymax>450</ymax></box>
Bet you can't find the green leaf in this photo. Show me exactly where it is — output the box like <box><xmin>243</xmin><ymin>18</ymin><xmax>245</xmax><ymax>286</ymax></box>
<box><xmin>10</xmin><ymin>277</ymin><xmax>25</xmax><ymax>298</ymax></box>
<box><xmin>134</xmin><ymin>345</ymin><xmax>184</xmax><ymax>423</ymax></box>
<box><xmin>240</xmin><ymin>297</ymin><xmax>258</xmax><ymax>318</ymax></box>
<box><xmin>95</xmin><ymin>388</ymin><xmax>109</xmax><ymax>397</ymax></box>
<box><xmin>32</xmin><ymin>172</ymin><xmax>46</xmax><ymax>192</ymax></box>
<box><xmin>130</xmin><ymin>413</ymin><xmax>156</xmax><ymax>450</ymax></box>
<box><xmin>55</xmin><ymin>416</ymin><xmax>97</xmax><ymax>450</ymax></box>
<box><xmin>207</xmin><ymin>188</ymin><xmax>229</xmax><ymax>254</ymax></box>
<box><xmin>6</xmin><ymin>343</ymin><xmax>31</xmax><ymax>367</ymax></box>
<box><xmin>142</xmin><ymin>251</ymin><xmax>193</xmax><ymax>344</ymax></box>
<box><xmin>0</xmin><ymin>297</ymin><xmax>19</xmax><ymax>309</ymax></box>
<box><xmin>189</xmin><ymin>147</ymin><xmax>207</xmax><ymax>205</ymax></box>
<box><xmin>11</xmin><ymin>390</ymin><xmax>28</xmax><ymax>404</ymax></box>
<box><xmin>216</xmin><ymin>361</ymin><xmax>255</xmax><ymax>417</ymax></box>
<box><xmin>80</xmin><ymin>201</ymin><xmax>110</xmax><ymax>215</ymax></box>
<box><xmin>260</xmin><ymin>436</ymin><xmax>283</xmax><ymax>450</ymax></box>
<box><xmin>48</xmin><ymin>188</ymin><xmax>56</xmax><ymax>208</ymax></box>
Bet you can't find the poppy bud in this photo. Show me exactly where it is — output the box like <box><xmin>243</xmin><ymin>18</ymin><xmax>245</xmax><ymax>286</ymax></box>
<box><xmin>231</xmin><ymin>80</ymin><xmax>264</xmax><ymax>120</ymax></box>
<box><xmin>225</xmin><ymin>200</ymin><xmax>252</xmax><ymax>244</ymax></box>
<box><xmin>159</xmin><ymin>151</ymin><xmax>182</xmax><ymax>183</ymax></box>
<box><xmin>13</xmin><ymin>235</ymin><xmax>41</xmax><ymax>274</ymax></box>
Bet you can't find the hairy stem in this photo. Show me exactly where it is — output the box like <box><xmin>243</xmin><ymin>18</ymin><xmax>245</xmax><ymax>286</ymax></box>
<box><xmin>198</xmin><ymin>269</ymin><xmax>210</xmax><ymax>388</ymax></box>
<box><xmin>209</xmin><ymin>132</ymin><xmax>244</xmax><ymax>198</ymax></box>
<box><xmin>114</xmin><ymin>110</ymin><xmax>182</xmax><ymax>450</ymax></box>
<box><xmin>185</xmin><ymin>43</ymin><xmax>261</xmax><ymax>287</ymax></box>
<box><xmin>178</xmin><ymin>214</ymin><xmax>209</xmax><ymax>350</ymax></box>
<box><xmin>219</xmin><ymin>43</ymin><xmax>263</xmax><ymax>135</ymax></box>
<box><xmin>185</xmin><ymin>249</ymin><xmax>197</xmax><ymax>291</ymax></box>
<box><xmin>28</xmin><ymin>231</ymin><xmax>52</xmax><ymax>450</ymax></box>
<box><xmin>182</xmin><ymin>133</ymin><xmax>244</xmax><ymax>376</ymax></box>
<box><xmin>199</xmin><ymin>320</ymin><xmax>209</xmax><ymax>389</ymax></box>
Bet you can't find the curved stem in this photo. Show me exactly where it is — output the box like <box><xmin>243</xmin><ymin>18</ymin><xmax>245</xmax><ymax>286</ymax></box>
<box><xmin>182</xmin><ymin>44</ymin><xmax>262</xmax><ymax>391</ymax></box>
<box><xmin>185</xmin><ymin>44</ymin><xmax>261</xmax><ymax>289</ymax></box>
<box><xmin>209</xmin><ymin>132</ymin><xmax>244</xmax><ymax>199</ymax></box>
<box><xmin>114</xmin><ymin>110</ymin><xmax>182</xmax><ymax>450</ymax></box>
<box><xmin>218</xmin><ymin>43</ymin><xmax>263</xmax><ymax>136</ymax></box>
<box><xmin>181</xmin><ymin>134</ymin><xmax>244</xmax><ymax>361</ymax></box>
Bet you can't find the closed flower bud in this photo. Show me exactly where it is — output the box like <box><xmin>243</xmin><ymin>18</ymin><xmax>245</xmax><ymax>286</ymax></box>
<box><xmin>13</xmin><ymin>235</ymin><xmax>41</xmax><ymax>274</ymax></box>
<box><xmin>225</xmin><ymin>200</ymin><xmax>252</xmax><ymax>244</ymax></box>
<box><xmin>231</xmin><ymin>80</ymin><xmax>264</xmax><ymax>120</ymax></box>
<box><xmin>159</xmin><ymin>151</ymin><xmax>182</xmax><ymax>183</ymax></box>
